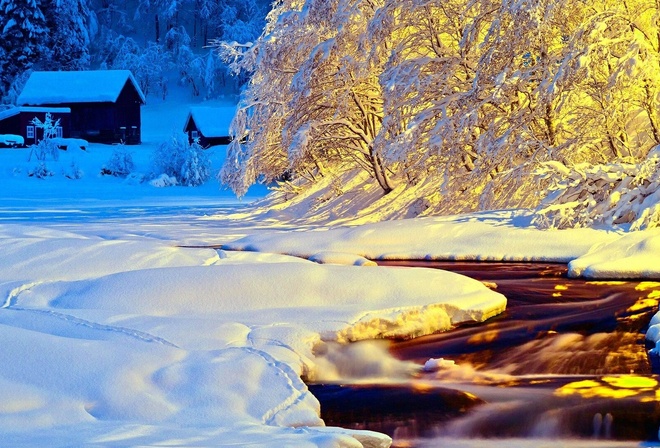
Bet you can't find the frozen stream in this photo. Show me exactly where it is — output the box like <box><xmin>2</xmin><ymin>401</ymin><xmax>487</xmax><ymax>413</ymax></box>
<box><xmin>310</xmin><ymin>262</ymin><xmax>660</xmax><ymax>447</ymax></box>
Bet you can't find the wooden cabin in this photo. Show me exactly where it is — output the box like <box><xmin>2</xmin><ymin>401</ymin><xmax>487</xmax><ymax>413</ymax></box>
<box><xmin>17</xmin><ymin>70</ymin><xmax>145</xmax><ymax>145</ymax></box>
<box><xmin>0</xmin><ymin>107</ymin><xmax>71</xmax><ymax>146</ymax></box>
<box><xmin>183</xmin><ymin>106</ymin><xmax>234</xmax><ymax>148</ymax></box>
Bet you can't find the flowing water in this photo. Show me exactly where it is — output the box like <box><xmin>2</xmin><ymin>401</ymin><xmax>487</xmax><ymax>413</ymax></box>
<box><xmin>309</xmin><ymin>262</ymin><xmax>660</xmax><ymax>447</ymax></box>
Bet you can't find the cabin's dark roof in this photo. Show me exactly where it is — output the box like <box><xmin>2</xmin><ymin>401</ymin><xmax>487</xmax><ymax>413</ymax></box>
<box><xmin>17</xmin><ymin>70</ymin><xmax>146</xmax><ymax>106</ymax></box>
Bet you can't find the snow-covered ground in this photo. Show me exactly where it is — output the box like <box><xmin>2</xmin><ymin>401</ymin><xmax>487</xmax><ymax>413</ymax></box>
<box><xmin>2</xmin><ymin>96</ymin><xmax>660</xmax><ymax>446</ymax></box>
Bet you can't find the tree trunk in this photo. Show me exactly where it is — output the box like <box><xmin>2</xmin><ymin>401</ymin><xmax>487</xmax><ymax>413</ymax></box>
<box><xmin>544</xmin><ymin>103</ymin><xmax>557</xmax><ymax>147</ymax></box>
<box><xmin>193</xmin><ymin>13</ymin><xmax>198</xmax><ymax>48</ymax></box>
<box><xmin>644</xmin><ymin>82</ymin><xmax>660</xmax><ymax>145</ymax></box>
<box><xmin>370</xmin><ymin>150</ymin><xmax>393</xmax><ymax>194</ymax></box>
<box><xmin>607</xmin><ymin>134</ymin><xmax>622</xmax><ymax>159</ymax></box>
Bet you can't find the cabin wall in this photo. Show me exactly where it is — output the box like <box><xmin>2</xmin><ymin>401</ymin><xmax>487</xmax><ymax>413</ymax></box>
<box><xmin>184</xmin><ymin>121</ymin><xmax>201</xmax><ymax>145</ymax></box>
<box><xmin>0</xmin><ymin>111</ymin><xmax>70</xmax><ymax>146</ymax></box>
<box><xmin>0</xmin><ymin>114</ymin><xmax>20</xmax><ymax>138</ymax></box>
<box><xmin>20</xmin><ymin>112</ymin><xmax>71</xmax><ymax>145</ymax></box>
<box><xmin>65</xmin><ymin>103</ymin><xmax>116</xmax><ymax>142</ymax></box>
<box><xmin>115</xmin><ymin>81</ymin><xmax>142</xmax><ymax>144</ymax></box>
<box><xmin>205</xmin><ymin>136</ymin><xmax>232</xmax><ymax>147</ymax></box>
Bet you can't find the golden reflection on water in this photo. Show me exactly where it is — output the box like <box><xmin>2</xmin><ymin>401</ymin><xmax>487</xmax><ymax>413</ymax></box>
<box><xmin>555</xmin><ymin>375</ymin><xmax>659</xmax><ymax>400</ymax></box>
<box><xmin>467</xmin><ymin>329</ymin><xmax>499</xmax><ymax>345</ymax></box>
<box><xmin>586</xmin><ymin>281</ymin><xmax>628</xmax><ymax>286</ymax></box>
<box><xmin>624</xmin><ymin>282</ymin><xmax>660</xmax><ymax>318</ymax></box>
<box><xmin>552</xmin><ymin>284</ymin><xmax>569</xmax><ymax>297</ymax></box>
<box><xmin>635</xmin><ymin>282</ymin><xmax>660</xmax><ymax>291</ymax></box>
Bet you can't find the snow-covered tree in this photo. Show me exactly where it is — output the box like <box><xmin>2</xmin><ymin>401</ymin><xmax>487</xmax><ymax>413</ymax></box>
<box><xmin>1</xmin><ymin>69</ymin><xmax>31</xmax><ymax>106</ymax></box>
<box><xmin>43</xmin><ymin>0</ymin><xmax>96</xmax><ymax>70</ymax></box>
<box><xmin>112</xmin><ymin>38</ymin><xmax>171</xmax><ymax>98</ymax></box>
<box><xmin>154</xmin><ymin>132</ymin><xmax>211</xmax><ymax>186</ymax></box>
<box><xmin>102</xmin><ymin>144</ymin><xmax>135</xmax><ymax>177</ymax></box>
<box><xmin>285</xmin><ymin>0</ymin><xmax>394</xmax><ymax>193</ymax></box>
<box><xmin>0</xmin><ymin>0</ymin><xmax>49</xmax><ymax>95</ymax></box>
<box><xmin>374</xmin><ymin>0</ymin><xmax>500</xmax><ymax>194</ymax></box>
<box><xmin>213</xmin><ymin>0</ymin><xmax>268</xmax><ymax>44</ymax></box>
<box><xmin>554</xmin><ymin>0</ymin><xmax>660</xmax><ymax>162</ymax></box>
<box><xmin>216</xmin><ymin>0</ymin><xmax>395</xmax><ymax>196</ymax></box>
<box><xmin>212</xmin><ymin>0</ymin><xmax>660</xmax><ymax>219</ymax></box>
<box><xmin>373</xmin><ymin>0</ymin><xmax>660</xmax><ymax>212</ymax></box>
<box><xmin>533</xmin><ymin>148</ymin><xmax>660</xmax><ymax>230</ymax></box>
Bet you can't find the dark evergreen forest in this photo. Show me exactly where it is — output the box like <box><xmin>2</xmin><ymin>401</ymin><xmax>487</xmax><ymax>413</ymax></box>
<box><xmin>0</xmin><ymin>0</ymin><xmax>270</xmax><ymax>103</ymax></box>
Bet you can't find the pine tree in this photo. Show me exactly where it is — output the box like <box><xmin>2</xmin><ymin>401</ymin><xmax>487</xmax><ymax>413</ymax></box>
<box><xmin>0</xmin><ymin>0</ymin><xmax>49</xmax><ymax>95</ymax></box>
<box><xmin>43</xmin><ymin>0</ymin><xmax>95</xmax><ymax>70</ymax></box>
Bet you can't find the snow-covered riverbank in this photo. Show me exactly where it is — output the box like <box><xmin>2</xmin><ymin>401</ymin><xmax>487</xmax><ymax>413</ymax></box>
<box><xmin>1</xmin><ymin>197</ymin><xmax>659</xmax><ymax>446</ymax></box>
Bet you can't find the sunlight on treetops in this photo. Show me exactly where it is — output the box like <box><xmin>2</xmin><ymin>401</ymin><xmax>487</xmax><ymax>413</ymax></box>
<box><xmin>214</xmin><ymin>0</ymin><xmax>660</xmax><ymax>222</ymax></box>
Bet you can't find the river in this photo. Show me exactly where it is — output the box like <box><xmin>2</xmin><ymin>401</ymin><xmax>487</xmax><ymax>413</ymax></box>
<box><xmin>309</xmin><ymin>262</ymin><xmax>660</xmax><ymax>447</ymax></box>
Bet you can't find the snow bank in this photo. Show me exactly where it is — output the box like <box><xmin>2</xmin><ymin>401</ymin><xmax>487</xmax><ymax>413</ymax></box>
<box><xmin>224</xmin><ymin>212</ymin><xmax>619</xmax><ymax>262</ymax></box>
<box><xmin>648</xmin><ymin>310</ymin><xmax>660</xmax><ymax>379</ymax></box>
<box><xmin>0</xmin><ymin>234</ymin><xmax>219</xmax><ymax>285</ymax></box>
<box><xmin>150</xmin><ymin>173</ymin><xmax>179</xmax><ymax>187</ymax></box>
<box><xmin>0</xmin><ymin>223</ymin><xmax>505</xmax><ymax>446</ymax></box>
<box><xmin>51</xmin><ymin>137</ymin><xmax>88</xmax><ymax>151</ymax></box>
<box><xmin>13</xmin><ymin>262</ymin><xmax>506</xmax><ymax>341</ymax></box>
<box><xmin>568</xmin><ymin>229</ymin><xmax>660</xmax><ymax>279</ymax></box>
<box><xmin>223</xmin><ymin>210</ymin><xmax>660</xmax><ymax>281</ymax></box>
<box><xmin>309</xmin><ymin>251</ymin><xmax>378</xmax><ymax>266</ymax></box>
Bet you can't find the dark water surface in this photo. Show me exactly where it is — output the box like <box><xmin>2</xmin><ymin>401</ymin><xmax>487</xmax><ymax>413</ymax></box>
<box><xmin>310</xmin><ymin>262</ymin><xmax>660</xmax><ymax>446</ymax></box>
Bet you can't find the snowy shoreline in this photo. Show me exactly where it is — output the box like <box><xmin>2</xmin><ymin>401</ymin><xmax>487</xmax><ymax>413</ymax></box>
<box><xmin>1</xmin><ymin>204</ymin><xmax>659</xmax><ymax>446</ymax></box>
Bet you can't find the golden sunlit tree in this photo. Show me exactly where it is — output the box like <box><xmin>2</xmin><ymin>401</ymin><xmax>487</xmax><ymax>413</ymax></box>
<box><xmin>283</xmin><ymin>0</ymin><xmax>394</xmax><ymax>193</ymax></box>
<box><xmin>216</xmin><ymin>0</ymin><xmax>660</xmax><ymax>226</ymax></box>
<box><xmin>374</xmin><ymin>0</ymin><xmax>499</xmax><ymax>199</ymax></box>
<box><xmin>216</xmin><ymin>0</ymin><xmax>395</xmax><ymax>196</ymax></box>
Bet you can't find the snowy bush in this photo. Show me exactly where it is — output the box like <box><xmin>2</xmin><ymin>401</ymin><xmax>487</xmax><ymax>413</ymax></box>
<box><xmin>153</xmin><ymin>132</ymin><xmax>211</xmax><ymax>186</ymax></box>
<box><xmin>149</xmin><ymin>174</ymin><xmax>178</xmax><ymax>187</ymax></box>
<box><xmin>102</xmin><ymin>145</ymin><xmax>135</xmax><ymax>177</ymax></box>
<box><xmin>28</xmin><ymin>135</ymin><xmax>60</xmax><ymax>163</ymax></box>
<box><xmin>28</xmin><ymin>162</ymin><xmax>54</xmax><ymax>179</ymax></box>
<box><xmin>63</xmin><ymin>160</ymin><xmax>84</xmax><ymax>180</ymax></box>
<box><xmin>52</xmin><ymin>137</ymin><xmax>88</xmax><ymax>151</ymax></box>
<box><xmin>28</xmin><ymin>113</ymin><xmax>61</xmax><ymax>163</ymax></box>
<box><xmin>533</xmin><ymin>148</ymin><xmax>660</xmax><ymax>230</ymax></box>
<box><xmin>123</xmin><ymin>172</ymin><xmax>145</xmax><ymax>185</ymax></box>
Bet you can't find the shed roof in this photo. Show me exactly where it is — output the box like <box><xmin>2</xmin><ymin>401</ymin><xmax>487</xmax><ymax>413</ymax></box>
<box><xmin>17</xmin><ymin>70</ymin><xmax>146</xmax><ymax>106</ymax></box>
<box><xmin>184</xmin><ymin>106</ymin><xmax>235</xmax><ymax>138</ymax></box>
<box><xmin>0</xmin><ymin>107</ymin><xmax>71</xmax><ymax>122</ymax></box>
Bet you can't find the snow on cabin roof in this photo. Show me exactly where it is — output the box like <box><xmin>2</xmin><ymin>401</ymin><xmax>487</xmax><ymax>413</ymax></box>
<box><xmin>184</xmin><ymin>106</ymin><xmax>235</xmax><ymax>138</ymax></box>
<box><xmin>0</xmin><ymin>106</ymin><xmax>71</xmax><ymax>121</ymax></box>
<box><xmin>17</xmin><ymin>70</ymin><xmax>146</xmax><ymax>106</ymax></box>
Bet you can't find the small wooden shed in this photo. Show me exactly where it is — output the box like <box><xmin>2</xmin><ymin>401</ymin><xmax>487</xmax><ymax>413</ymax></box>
<box><xmin>183</xmin><ymin>106</ymin><xmax>234</xmax><ymax>147</ymax></box>
<box><xmin>17</xmin><ymin>70</ymin><xmax>146</xmax><ymax>145</ymax></box>
<box><xmin>0</xmin><ymin>107</ymin><xmax>71</xmax><ymax>146</ymax></box>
